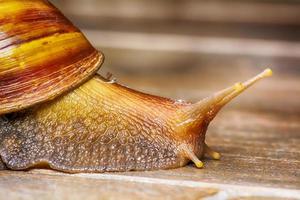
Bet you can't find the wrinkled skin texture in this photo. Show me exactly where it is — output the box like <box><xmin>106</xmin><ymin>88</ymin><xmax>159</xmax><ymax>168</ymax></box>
<box><xmin>0</xmin><ymin>76</ymin><xmax>205</xmax><ymax>173</ymax></box>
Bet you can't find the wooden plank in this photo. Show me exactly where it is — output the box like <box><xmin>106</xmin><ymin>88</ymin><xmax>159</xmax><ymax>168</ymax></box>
<box><xmin>51</xmin><ymin>0</ymin><xmax>300</xmax><ymax>42</ymax></box>
<box><xmin>84</xmin><ymin>30</ymin><xmax>300</xmax><ymax>58</ymax></box>
<box><xmin>0</xmin><ymin>166</ymin><xmax>299</xmax><ymax>200</ymax></box>
<box><xmin>53</xmin><ymin>0</ymin><xmax>300</xmax><ymax>25</ymax></box>
<box><xmin>0</xmin><ymin>170</ymin><xmax>218</xmax><ymax>200</ymax></box>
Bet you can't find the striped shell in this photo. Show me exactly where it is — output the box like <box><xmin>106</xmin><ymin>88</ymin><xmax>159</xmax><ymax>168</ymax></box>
<box><xmin>0</xmin><ymin>0</ymin><xmax>103</xmax><ymax>115</ymax></box>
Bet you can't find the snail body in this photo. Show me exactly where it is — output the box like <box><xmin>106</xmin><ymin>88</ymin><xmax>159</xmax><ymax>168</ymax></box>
<box><xmin>0</xmin><ymin>0</ymin><xmax>272</xmax><ymax>173</ymax></box>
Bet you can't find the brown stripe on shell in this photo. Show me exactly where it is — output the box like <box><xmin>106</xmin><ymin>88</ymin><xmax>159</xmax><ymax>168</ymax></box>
<box><xmin>0</xmin><ymin>1</ymin><xmax>78</xmax><ymax>48</ymax></box>
<box><xmin>0</xmin><ymin>19</ymin><xmax>78</xmax><ymax>50</ymax></box>
<box><xmin>0</xmin><ymin>51</ymin><xmax>102</xmax><ymax>114</ymax></box>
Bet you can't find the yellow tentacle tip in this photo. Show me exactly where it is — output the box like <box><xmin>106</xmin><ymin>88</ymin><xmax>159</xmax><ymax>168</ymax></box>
<box><xmin>195</xmin><ymin>160</ymin><xmax>204</xmax><ymax>168</ymax></box>
<box><xmin>263</xmin><ymin>68</ymin><xmax>273</xmax><ymax>77</ymax></box>
<box><xmin>234</xmin><ymin>82</ymin><xmax>244</xmax><ymax>92</ymax></box>
<box><xmin>211</xmin><ymin>152</ymin><xmax>221</xmax><ymax>160</ymax></box>
<box><xmin>204</xmin><ymin>144</ymin><xmax>221</xmax><ymax>160</ymax></box>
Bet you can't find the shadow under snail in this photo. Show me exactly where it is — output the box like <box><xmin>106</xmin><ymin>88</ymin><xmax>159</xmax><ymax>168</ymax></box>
<box><xmin>0</xmin><ymin>0</ymin><xmax>272</xmax><ymax>173</ymax></box>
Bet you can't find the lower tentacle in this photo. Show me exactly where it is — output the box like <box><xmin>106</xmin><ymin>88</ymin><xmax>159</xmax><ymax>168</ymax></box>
<box><xmin>204</xmin><ymin>144</ymin><xmax>221</xmax><ymax>160</ymax></box>
<box><xmin>181</xmin><ymin>145</ymin><xmax>204</xmax><ymax>168</ymax></box>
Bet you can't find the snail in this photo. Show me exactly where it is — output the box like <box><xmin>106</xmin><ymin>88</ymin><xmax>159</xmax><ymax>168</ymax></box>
<box><xmin>0</xmin><ymin>0</ymin><xmax>272</xmax><ymax>173</ymax></box>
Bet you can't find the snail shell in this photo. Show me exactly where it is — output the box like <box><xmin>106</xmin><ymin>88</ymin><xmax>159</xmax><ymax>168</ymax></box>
<box><xmin>0</xmin><ymin>0</ymin><xmax>272</xmax><ymax>173</ymax></box>
<box><xmin>0</xmin><ymin>0</ymin><xmax>103</xmax><ymax>115</ymax></box>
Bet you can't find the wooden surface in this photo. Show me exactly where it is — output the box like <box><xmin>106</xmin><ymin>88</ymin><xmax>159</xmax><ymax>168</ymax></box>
<box><xmin>1</xmin><ymin>0</ymin><xmax>300</xmax><ymax>199</ymax></box>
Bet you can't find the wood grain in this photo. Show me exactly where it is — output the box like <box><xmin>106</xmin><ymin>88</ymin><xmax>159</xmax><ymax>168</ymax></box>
<box><xmin>0</xmin><ymin>170</ymin><xmax>219</xmax><ymax>200</ymax></box>
<box><xmin>52</xmin><ymin>0</ymin><xmax>300</xmax><ymax>42</ymax></box>
<box><xmin>54</xmin><ymin>0</ymin><xmax>300</xmax><ymax>25</ymax></box>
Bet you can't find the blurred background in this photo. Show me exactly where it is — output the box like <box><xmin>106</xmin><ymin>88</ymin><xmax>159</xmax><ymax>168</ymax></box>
<box><xmin>51</xmin><ymin>0</ymin><xmax>300</xmax><ymax>114</ymax></box>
